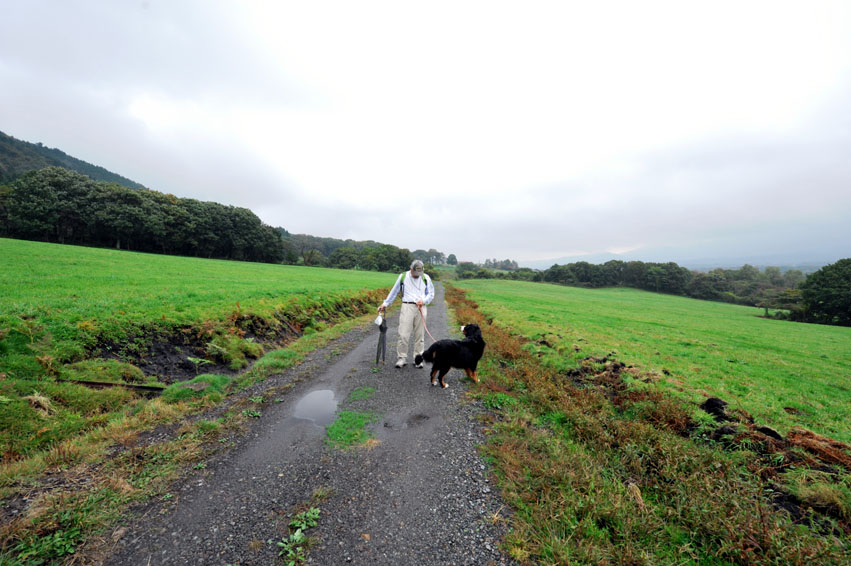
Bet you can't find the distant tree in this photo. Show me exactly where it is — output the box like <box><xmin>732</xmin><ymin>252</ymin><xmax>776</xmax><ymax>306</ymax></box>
<box><xmin>424</xmin><ymin>263</ymin><xmax>440</xmax><ymax>280</ymax></box>
<box><xmin>447</xmin><ymin>254</ymin><xmax>457</xmax><ymax>265</ymax></box>
<box><xmin>544</xmin><ymin>264</ymin><xmax>575</xmax><ymax>285</ymax></box>
<box><xmin>758</xmin><ymin>288</ymin><xmax>803</xmax><ymax>318</ymax></box>
<box><xmin>643</xmin><ymin>266</ymin><xmax>665</xmax><ymax>292</ymax></box>
<box><xmin>660</xmin><ymin>262</ymin><xmax>692</xmax><ymax>294</ymax></box>
<box><xmin>0</xmin><ymin>184</ymin><xmax>12</xmax><ymax>234</ymax></box>
<box><xmin>5</xmin><ymin>168</ymin><xmax>62</xmax><ymax>240</ymax></box>
<box><xmin>427</xmin><ymin>248</ymin><xmax>446</xmax><ymax>265</ymax></box>
<box><xmin>570</xmin><ymin>261</ymin><xmax>602</xmax><ymax>286</ymax></box>
<box><xmin>686</xmin><ymin>272</ymin><xmax>729</xmax><ymax>301</ymax></box>
<box><xmin>301</xmin><ymin>247</ymin><xmax>324</xmax><ymax>266</ymax></box>
<box><xmin>181</xmin><ymin>198</ymin><xmax>221</xmax><ymax>258</ymax></box>
<box><xmin>623</xmin><ymin>261</ymin><xmax>648</xmax><ymax>287</ymax></box>
<box><xmin>601</xmin><ymin>260</ymin><xmax>626</xmax><ymax>286</ymax></box>
<box><xmin>783</xmin><ymin>269</ymin><xmax>805</xmax><ymax>289</ymax></box>
<box><xmin>799</xmin><ymin>258</ymin><xmax>851</xmax><ymax>326</ymax></box>
<box><xmin>327</xmin><ymin>247</ymin><xmax>359</xmax><ymax>269</ymax></box>
<box><xmin>732</xmin><ymin>264</ymin><xmax>760</xmax><ymax>281</ymax></box>
<box><xmin>456</xmin><ymin>262</ymin><xmax>478</xmax><ymax>279</ymax></box>
<box><xmin>763</xmin><ymin>266</ymin><xmax>783</xmax><ymax>286</ymax></box>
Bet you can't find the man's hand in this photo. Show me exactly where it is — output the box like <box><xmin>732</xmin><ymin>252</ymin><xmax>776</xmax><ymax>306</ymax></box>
<box><xmin>416</xmin><ymin>300</ymin><xmax>424</xmax><ymax>307</ymax></box>
<box><xmin>378</xmin><ymin>305</ymin><xmax>386</xmax><ymax>313</ymax></box>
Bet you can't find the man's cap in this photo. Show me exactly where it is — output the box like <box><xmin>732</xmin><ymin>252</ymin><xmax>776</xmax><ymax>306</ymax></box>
<box><xmin>411</xmin><ymin>260</ymin><xmax>424</xmax><ymax>274</ymax></box>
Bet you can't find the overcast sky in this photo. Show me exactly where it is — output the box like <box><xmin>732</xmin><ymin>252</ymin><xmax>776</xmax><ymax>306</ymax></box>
<box><xmin>2</xmin><ymin>1</ymin><xmax>850</xmax><ymax>266</ymax></box>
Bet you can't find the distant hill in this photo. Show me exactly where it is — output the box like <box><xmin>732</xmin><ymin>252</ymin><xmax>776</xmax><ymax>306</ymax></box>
<box><xmin>0</xmin><ymin>130</ymin><xmax>145</xmax><ymax>189</ymax></box>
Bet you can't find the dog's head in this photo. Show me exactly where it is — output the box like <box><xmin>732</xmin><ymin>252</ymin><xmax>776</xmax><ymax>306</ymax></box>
<box><xmin>460</xmin><ymin>323</ymin><xmax>481</xmax><ymax>338</ymax></box>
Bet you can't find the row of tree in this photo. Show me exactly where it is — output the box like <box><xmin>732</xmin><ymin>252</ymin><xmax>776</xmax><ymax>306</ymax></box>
<box><xmin>279</xmin><ymin>233</ymin><xmax>449</xmax><ymax>273</ymax></box>
<box><xmin>325</xmin><ymin>245</ymin><xmax>415</xmax><ymax>273</ymax></box>
<box><xmin>460</xmin><ymin>259</ymin><xmax>804</xmax><ymax>301</ymax></box>
<box><xmin>1</xmin><ymin>167</ymin><xmax>285</xmax><ymax>262</ymax></box>
<box><xmin>0</xmin><ymin>166</ymin><xmax>431</xmax><ymax>273</ymax></box>
<box><xmin>457</xmin><ymin>258</ymin><xmax>851</xmax><ymax>326</ymax></box>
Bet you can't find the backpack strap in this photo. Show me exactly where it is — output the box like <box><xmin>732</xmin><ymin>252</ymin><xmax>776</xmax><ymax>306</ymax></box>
<box><xmin>399</xmin><ymin>271</ymin><xmax>429</xmax><ymax>301</ymax></box>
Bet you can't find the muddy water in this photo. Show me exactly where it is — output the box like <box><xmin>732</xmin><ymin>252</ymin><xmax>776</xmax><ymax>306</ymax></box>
<box><xmin>292</xmin><ymin>389</ymin><xmax>337</xmax><ymax>426</ymax></box>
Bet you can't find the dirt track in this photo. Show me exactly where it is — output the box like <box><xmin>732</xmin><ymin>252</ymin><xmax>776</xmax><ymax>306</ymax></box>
<box><xmin>105</xmin><ymin>283</ymin><xmax>515</xmax><ymax>565</ymax></box>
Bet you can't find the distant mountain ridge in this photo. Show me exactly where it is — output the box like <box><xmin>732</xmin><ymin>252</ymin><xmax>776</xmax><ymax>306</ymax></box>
<box><xmin>0</xmin><ymin>130</ymin><xmax>145</xmax><ymax>189</ymax></box>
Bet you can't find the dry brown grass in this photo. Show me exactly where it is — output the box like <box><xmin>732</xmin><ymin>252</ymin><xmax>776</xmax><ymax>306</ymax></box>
<box><xmin>788</xmin><ymin>429</ymin><xmax>851</xmax><ymax>469</ymax></box>
<box><xmin>23</xmin><ymin>391</ymin><xmax>54</xmax><ymax>416</ymax></box>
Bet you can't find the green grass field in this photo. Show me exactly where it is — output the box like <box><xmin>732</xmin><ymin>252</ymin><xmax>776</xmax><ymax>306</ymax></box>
<box><xmin>0</xmin><ymin>238</ymin><xmax>391</xmax><ymax>460</ymax></box>
<box><xmin>0</xmin><ymin>237</ymin><xmax>390</xmax><ymax>345</ymax></box>
<box><xmin>446</xmin><ymin>283</ymin><xmax>851</xmax><ymax>564</ymax></box>
<box><xmin>454</xmin><ymin>279</ymin><xmax>851</xmax><ymax>443</ymax></box>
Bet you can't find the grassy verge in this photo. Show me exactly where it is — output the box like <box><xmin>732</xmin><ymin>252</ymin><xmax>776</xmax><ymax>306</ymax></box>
<box><xmin>445</xmin><ymin>283</ymin><xmax>850</xmax><ymax>564</ymax></box>
<box><xmin>1</xmin><ymin>238</ymin><xmax>390</xmax><ymax>461</ymax></box>
<box><xmin>453</xmin><ymin>278</ymin><xmax>851</xmax><ymax>443</ymax></box>
<box><xmin>0</xmin><ymin>238</ymin><xmax>396</xmax><ymax>564</ymax></box>
<box><xmin>0</xmin><ymin>310</ymin><xmax>378</xmax><ymax>565</ymax></box>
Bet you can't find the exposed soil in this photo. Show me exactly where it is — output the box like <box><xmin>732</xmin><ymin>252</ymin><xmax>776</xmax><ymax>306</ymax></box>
<box><xmin>96</xmin><ymin>327</ymin><xmax>237</xmax><ymax>384</ymax></box>
<box><xmin>93</xmin><ymin>292</ymin><xmax>383</xmax><ymax>386</ymax></box>
<box><xmin>95</xmin><ymin>315</ymin><xmax>303</xmax><ymax>385</ymax></box>
<box><xmin>559</xmin><ymin>353</ymin><xmax>851</xmax><ymax>535</ymax></box>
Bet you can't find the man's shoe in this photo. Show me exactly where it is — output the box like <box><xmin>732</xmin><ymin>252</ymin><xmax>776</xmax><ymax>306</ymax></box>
<box><xmin>415</xmin><ymin>362</ymin><xmax>424</xmax><ymax>369</ymax></box>
<box><xmin>395</xmin><ymin>359</ymin><xmax>406</xmax><ymax>368</ymax></box>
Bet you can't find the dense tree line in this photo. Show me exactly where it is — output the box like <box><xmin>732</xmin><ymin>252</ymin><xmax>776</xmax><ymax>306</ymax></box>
<box><xmin>461</xmin><ymin>257</ymin><xmax>851</xmax><ymax>327</ymax></box>
<box><xmin>462</xmin><ymin>258</ymin><xmax>812</xmax><ymax>307</ymax></box>
<box><xmin>1</xmin><ymin>167</ymin><xmax>285</xmax><ymax>262</ymax></box>
<box><xmin>281</xmin><ymin>232</ymin><xmax>425</xmax><ymax>273</ymax></box>
<box><xmin>325</xmin><ymin>245</ymin><xmax>413</xmax><ymax>272</ymax></box>
<box><xmin>0</xmin><ymin>166</ymin><xmax>422</xmax><ymax>272</ymax></box>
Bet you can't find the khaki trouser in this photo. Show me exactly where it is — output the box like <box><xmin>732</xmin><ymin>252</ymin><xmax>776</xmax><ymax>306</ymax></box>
<box><xmin>396</xmin><ymin>303</ymin><xmax>426</xmax><ymax>362</ymax></box>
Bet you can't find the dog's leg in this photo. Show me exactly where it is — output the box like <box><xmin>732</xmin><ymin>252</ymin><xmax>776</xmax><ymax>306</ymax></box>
<box><xmin>438</xmin><ymin>369</ymin><xmax>450</xmax><ymax>389</ymax></box>
<box><xmin>430</xmin><ymin>368</ymin><xmax>439</xmax><ymax>386</ymax></box>
<box><xmin>464</xmin><ymin>368</ymin><xmax>479</xmax><ymax>383</ymax></box>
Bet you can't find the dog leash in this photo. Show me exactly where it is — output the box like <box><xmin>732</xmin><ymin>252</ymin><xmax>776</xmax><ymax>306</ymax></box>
<box><xmin>418</xmin><ymin>304</ymin><xmax>437</xmax><ymax>343</ymax></box>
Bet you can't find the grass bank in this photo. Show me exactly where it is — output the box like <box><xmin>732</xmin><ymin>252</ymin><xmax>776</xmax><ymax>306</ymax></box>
<box><xmin>445</xmin><ymin>282</ymin><xmax>850</xmax><ymax>564</ymax></box>
<box><xmin>453</xmin><ymin>279</ymin><xmax>851</xmax><ymax>443</ymax></box>
<box><xmin>0</xmin><ymin>238</ymin><xmax>394</xmax><ymax>564</ymax></box>
<box><xmin>0</xmin><ymin>238</ymin><xmax>391</xmax><ymax>460</ymax></box>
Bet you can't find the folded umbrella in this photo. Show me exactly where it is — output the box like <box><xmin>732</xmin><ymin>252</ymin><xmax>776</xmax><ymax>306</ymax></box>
<box><xmin>375</xmin><ymin>314</ymin><xmax>387</xmax><ymax>364</ymax></box>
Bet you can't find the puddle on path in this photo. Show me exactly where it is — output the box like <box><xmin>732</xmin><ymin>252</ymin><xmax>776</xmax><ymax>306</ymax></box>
<box><xmin>293</xmin><ymin>389</ymin><xmax>337</xmax><ymax>426</ymax></box>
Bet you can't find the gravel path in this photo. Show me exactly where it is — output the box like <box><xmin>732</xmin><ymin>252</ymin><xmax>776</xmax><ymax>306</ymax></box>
<box><xmin>106</xmin><ymin>283</ymin><xmax>515</xmax><ymax>565</ymax></box>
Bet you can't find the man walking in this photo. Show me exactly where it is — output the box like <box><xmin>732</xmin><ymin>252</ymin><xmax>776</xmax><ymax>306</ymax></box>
<box><xmin>378</xmin><ymin>260</ymin><xmax>434</xmax><ymax>368</ymax></box>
